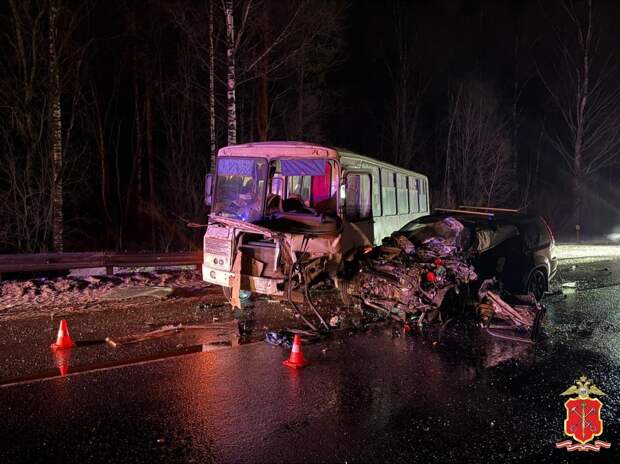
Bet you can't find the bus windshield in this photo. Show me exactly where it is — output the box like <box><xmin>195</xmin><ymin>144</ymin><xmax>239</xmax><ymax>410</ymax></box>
<box><xmin>212</xmin><ymin>156</ymin><xmax>337</xmax><ymax>224</ymax></box>
<box><xmin>212</xmin><ymin>158</ymin><xmax>268</xmax><ymax>222</ymax></box>
<box><xmin>268</xmin><ymin>158</ymin><xmax>337</xmax><ymax>215</ymax></box>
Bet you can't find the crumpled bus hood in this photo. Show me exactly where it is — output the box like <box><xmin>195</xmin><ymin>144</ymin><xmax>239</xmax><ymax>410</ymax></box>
<box><xmin>208</xmin><ymin>215</ymin><xmax>279</xmax><ymax>238</ymax></box>
<box><xmin>208</xmin><ymin>214</ymin><xmax>342</xmax><ymax>257</ymax></box>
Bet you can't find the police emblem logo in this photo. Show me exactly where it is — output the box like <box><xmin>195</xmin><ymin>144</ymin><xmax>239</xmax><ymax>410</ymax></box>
<box><xmin>556</xmin><ymin>376</ymin><xmax>612</xmax><ymax>452</ymax></box>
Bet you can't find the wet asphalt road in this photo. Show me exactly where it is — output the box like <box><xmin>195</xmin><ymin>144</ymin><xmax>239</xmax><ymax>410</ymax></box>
<box><xmin>1</xmin><ymin>259</ymin><xmax>620</xmax><ymax>463</ymax></box>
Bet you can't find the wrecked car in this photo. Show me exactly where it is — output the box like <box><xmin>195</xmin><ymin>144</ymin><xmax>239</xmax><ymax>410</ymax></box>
<box><xmin>201</xmin><ymin>142</ymin><xmax>430</xmax><ymax>323</ymax></box>
<box><xmin>342</xmin><ymin>215</ymin><xmax>547</xmax><ymax>342</ymax></box>
<box><xmin>399</xmin><ymin>209</ymin><xmax>557</xmax><ymax>301</ymax></box>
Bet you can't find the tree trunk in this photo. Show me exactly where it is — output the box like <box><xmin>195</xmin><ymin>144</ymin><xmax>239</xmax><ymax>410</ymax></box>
<box><xmin>511</xmin><ymin>34</ymin><xmax>521</xmax><ymax>204</ymax></box>
<box><xmin>573</xmin><ymin>147</ymin><xmax>583</xmax><ymax>227</ymax></box>
<box><xmin>443</xmin><ymin>84</ymin><xmax>461</xmax><ymax>207</ymax></box>
<box><xmin>209</xmin><ymin>0</ymin><xmax>217</xmax><ymax>171</ymax></box>
<box><xmin>133</xmin><ymin>14</ymin><xmax>143</xmax><ymax>206</ymax></box>
<box><xmin>49</xmin><ymin>0</ymin><xmax>63</xmax><ymax>252</ymax></box>
<box><xmin>92</xmin><ymin>82</ymin><xmax>112</xmax><ymax>246</ymax></box>
<box><xmin>145</xmin><ymin>64</ymin><xmax>156</xmax><ymax>249</ymax></box>
<box><xmin>297</xmin><ymin>58</ymin><xmax>304</xmax><ymax>139</ymax></box>
<box><xmin>125</xmin><ymin>12</ymin><xmax>143</xmax><ymax>226</ymax></box>
<box><xmin>257</xmin><ymin>75</ymin><xmax>269</xmax><ymax>140</ymax></box>
<box><xmin>255</xmin><ymin>5</ymin><xmax>270</xmax><ymax>141</ymax></box>
<box><xmin>224</xmin><ymin>0</ymin><xmax>237</xmax><ymax>145</ymax></box>
<box><xmin>573</xmin><ymin>0</ymin><xmax>591</xmax><ymax>228</ymax></box>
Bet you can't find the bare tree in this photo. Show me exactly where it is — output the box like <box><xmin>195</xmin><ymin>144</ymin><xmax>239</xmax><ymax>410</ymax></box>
<box><xmin>442</xmin><ymin>83</ymin><xmax>461</xmax><ymax>205</ymax></box>
<box><xmin>444</xmin><ymin>80</ymin><xmax>515</xmax><ymax>207</ymax></box>
<box><xmin>519</xmin><ymin>115</ymin><xmax>546</xmax><ymax>210</ymax></box>
<box><xmin>87</xmin><ymin>80</ymin><xmax>114</xmax><ymax>246</ymax></box>
<box><xmin>174</xmin><ymin>0</ymin><xmax>341</xmax><ymax>148</ymax></box>
<box><xmin>1</xmin><ymin>0</ymin><xmax>87</xmax><ymax>252</ymax></box>
<box><xmin>144</xmin><ymin>61</ymin><xmax>157</xmax><ymax>246</ymax></box>
<box><xmin>223</xmin><ymin>0</ymin><xmax>239</xmax><ymax>145</ymax></box>
<box><xmin>265</xmin><ymin>0</ymin><xmax>345</xmax><ymax>142</ymax></box>
<box><xmin>209</xmin><ymin>0</ymin><xmax>217</xmax><ymax>170</ymax></box>
<box><xmin>155</xmin><ymin>37</ymin><xmax>209</xmax><ymax>250</ymax></box>
<box><xmin>1</xmin><ymin>0</ymin><xmax>49</xmax><ymax>251</ymax></box>
<box><xmin>509</xmin><ymin>24</ymin><xmax>537</xmax><ymax>207</ymax></box>
<box><xmin>538</xmin><ymin>0</ymin><xmax>620</xmax><ymax>227</ymax></box>
<box><xmin>384</xmin><ymin>4</ymin><xmax>428</xmax><ymax>169</ymax></box>
<box><xmin>48</xmin><ymin>0</ymin><xmax>63</xmax><ymax>251</ymax></box>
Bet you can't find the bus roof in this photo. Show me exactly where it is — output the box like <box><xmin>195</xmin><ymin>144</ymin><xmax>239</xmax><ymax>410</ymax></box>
<box><xmin>337</xmin><ymin>149</ymin><xmax>427</xmax><ymax>179</ymax></box>
<box><xmin>218</xmin><ymin>141</ymin><xmax>340</xmax><ymax>160</ymax></box>
<box><xmin>218</xmin><ymin>141</ymin><xmax>427</xmax><ymax>179</ymax></box>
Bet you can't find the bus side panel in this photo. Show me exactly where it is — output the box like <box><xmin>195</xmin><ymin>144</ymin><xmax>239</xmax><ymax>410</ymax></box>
<box><xmin>340</xmin><ymin>153</ymin><xmax>431</xmax><ymax>245</ymax></box>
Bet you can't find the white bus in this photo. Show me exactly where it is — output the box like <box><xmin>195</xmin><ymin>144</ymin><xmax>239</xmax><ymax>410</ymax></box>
<box><xmin>202</xmin><ymin>141</ymin><xmax>429</xmax><ymax>305</ymax></box>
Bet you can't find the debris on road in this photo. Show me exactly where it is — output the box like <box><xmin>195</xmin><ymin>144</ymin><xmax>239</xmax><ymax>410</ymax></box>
<box><xmin>196</xmin><ymin>302</ymin><xmax>228</xmax><ymax>311</ymax></box>
<box><xmin>265</xmin><ymin>330</ymin><xmax>293</xmax><ymax>348</ymax></box>
<box><xmin>329</xmin><ymin>315</ymin><xmax>341</xmax><ymax>327</ymax></box>
<box><xmin>105</xmin><ymin>322</ymin><xmax>237</xmax><ymax>347</ymax></box>
<box><xmin>345</xmin><ymin>218</ymin><xmax>477</xmax><ymax>320</ymax></box>
<box><xmin>340</xmin><ymin>217</ymin><xmax>546</xmax><ymax>341</ymax></box>
<box><xmin>100</xmin><ymin>286</ymin><xmax>175</xmax><ymax>301</ymax></box>
<box><xmin>477</xmin><ymin>278</ymin><xmax>546</xmax><ymax>342</ymax></box>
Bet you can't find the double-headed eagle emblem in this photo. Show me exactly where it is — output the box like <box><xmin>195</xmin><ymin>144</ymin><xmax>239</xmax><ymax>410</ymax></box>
<box><xmin>560</xmin><ymin>375</ymin><xmax>606</xmax><ymax>399</ymax></box>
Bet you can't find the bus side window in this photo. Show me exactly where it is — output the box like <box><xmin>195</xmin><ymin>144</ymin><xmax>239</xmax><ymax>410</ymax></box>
<box><xmin>362</xmin><ymin>162</ymin><xmax>381</xmax><ymax>216</ymax></box>
<box><xmin>381</xmin><ymin>169</ymin><xmax>396</xmax><ymax>216</ymax></box>
<box><xmin>396</xmin><ymin>173</ymin><xmax>409</xmax><ymax>214</ymax></box>
<box><xmin>408</xmin><ymin>176</ymin><xmax>419</xmax><ymax>213</ymax></box>
<box><xmin>419</xmin><ymin>179</ymin><xmax>428</xmax><ymax>212</ymax></box>
<box><xmin>345</xmin><ymin>173</ymin><xmax>372</xmax><ymax>221</ymax></box>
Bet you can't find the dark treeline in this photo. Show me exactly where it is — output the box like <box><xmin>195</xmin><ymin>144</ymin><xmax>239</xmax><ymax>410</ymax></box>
<box><xmin>1</xmin><ymin>0</ymin><xmax>619</xmax><ymax>253</ymax></box>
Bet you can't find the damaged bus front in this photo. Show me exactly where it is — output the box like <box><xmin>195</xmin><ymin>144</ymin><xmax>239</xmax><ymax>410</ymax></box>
<box><xmin>202</xmin><ymin>143</ymin><xmax>343</xmax><ymax>309</ymax></box>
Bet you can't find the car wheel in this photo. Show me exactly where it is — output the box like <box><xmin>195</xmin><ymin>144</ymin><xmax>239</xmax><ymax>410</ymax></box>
<box><xmin>527</xmin><ymin>269</ymin><xmax>546</xmax><ymax>301</ymax></box>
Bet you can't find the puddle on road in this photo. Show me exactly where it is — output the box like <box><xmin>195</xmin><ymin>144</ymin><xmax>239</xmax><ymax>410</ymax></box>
<box><xmin>0</xmin><ymin>343</ymin><xmax>233</xmax><ymax>388</ymax></box>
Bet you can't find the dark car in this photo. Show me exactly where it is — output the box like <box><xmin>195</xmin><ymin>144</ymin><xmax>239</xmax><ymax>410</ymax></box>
<box><xmin>399</xmin><ymin>209</ymin><xmax>557</xmax><ymax>300</ymax></box>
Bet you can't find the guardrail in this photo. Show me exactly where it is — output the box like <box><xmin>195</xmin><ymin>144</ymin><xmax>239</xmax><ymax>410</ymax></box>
<box><xmin>0</xmin><ymin>251</ymin><xmax>203</xmax><ymax>278</ymax></box>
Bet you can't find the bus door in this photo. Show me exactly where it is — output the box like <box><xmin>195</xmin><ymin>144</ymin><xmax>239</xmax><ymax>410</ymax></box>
<box><xmin>341</xmin><ymin>171</ymin><xmax>374</xmax><ymax>253</ymax></box>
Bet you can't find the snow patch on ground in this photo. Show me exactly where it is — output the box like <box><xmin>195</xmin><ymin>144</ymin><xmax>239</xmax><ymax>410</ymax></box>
<box><xmin>0</xmin><ymin>270</ymin><xmax>209</xmax><ymax>315</ymax></box>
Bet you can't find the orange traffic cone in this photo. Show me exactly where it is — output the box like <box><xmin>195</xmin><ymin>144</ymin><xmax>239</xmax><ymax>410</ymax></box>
<box><xmin>50</xmin><ymin>319</ymin><xmax>76</xmax><ymax>350</ymax></box>
<box><xmin>52</xmin><ymin>348</ymin><xmax>72</xmax><ymax>376</ymax></box>
<box><xmin>283</xmin><ymin>334</ymin><xmax>310</xmax><ymax>369</ymax></box>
